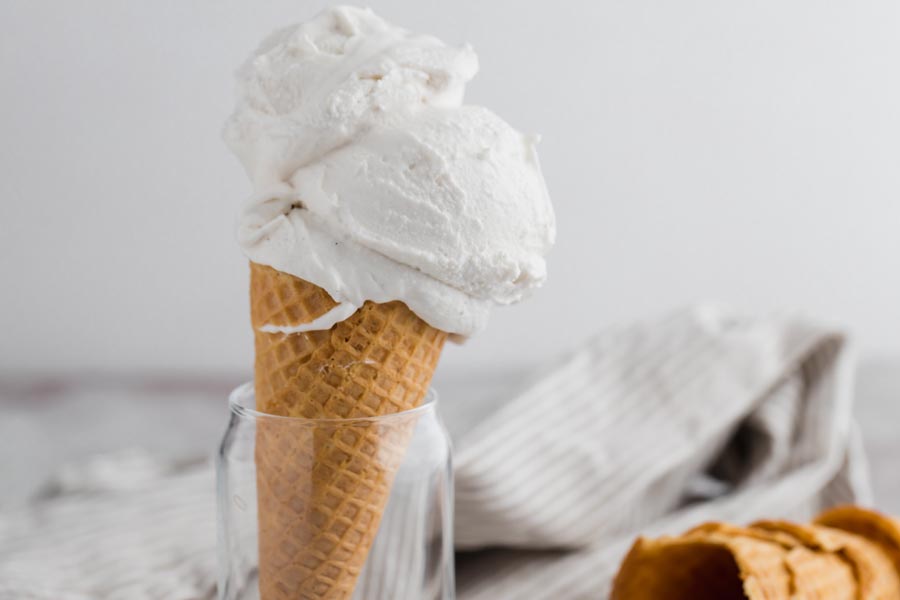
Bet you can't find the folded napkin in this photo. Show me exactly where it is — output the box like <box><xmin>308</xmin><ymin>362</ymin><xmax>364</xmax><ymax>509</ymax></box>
<box><xmin>0</xmin><ymin>306</ymin><xmax>868</xmax><ymax>599</ymax></box>
<box><xmin>454</xmin><ymin>305</ymin><xmax>868</xmax><ymax>598</ymax></box>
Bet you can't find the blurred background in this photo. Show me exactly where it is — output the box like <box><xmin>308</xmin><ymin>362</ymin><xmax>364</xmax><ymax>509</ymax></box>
<box><xmin>0</xmin><ymin>2</ymin><xmax>898</xmax><ymax>506</ymax></box>
<box><xmin>2</xmin><ymin>0</ymin><xmax>899</xmax><ymax>378</ymax></box>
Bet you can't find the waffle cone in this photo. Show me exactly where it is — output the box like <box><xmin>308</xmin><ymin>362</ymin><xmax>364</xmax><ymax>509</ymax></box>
<box><xmin>753</xmin><ymin>519</ymin><xmax>900</xmax><ymax>599</ymax></box>
<box><xmin>734</xmin><ymin>521</ymin><xmax>856</xmax><ymax>599</ymax></box>
<box><xmin>815</xmin><ymin>505</ymin><xmax>900</xmax><ymax>580</ymax></box>
<box><xmin>249</xmin><ymin>263</ymin><xmax>447</xmax><ymax>599</ymax></box>
<box><xmin>610</xmin><ymin>527</ymin><xmax>791</xmax><ymax>599</ymax></box>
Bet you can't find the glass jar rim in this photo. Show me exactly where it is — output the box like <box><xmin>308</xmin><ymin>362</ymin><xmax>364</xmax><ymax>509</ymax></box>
<box><xmin>228</xmin><ymin>381</ymin><xmax>438</xmax><ymax>424</ymax></box>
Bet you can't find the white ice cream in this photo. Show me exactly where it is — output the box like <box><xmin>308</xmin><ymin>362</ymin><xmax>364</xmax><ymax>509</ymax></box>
<box><xmin>257</xmin><ymin>302</ymin><xmax>360</xmax><ymax>335</ymax></box>
<box><xmin>225</xmin><ymin>6</ymin><xmax>555</xmax><ymax>336</ymax></box>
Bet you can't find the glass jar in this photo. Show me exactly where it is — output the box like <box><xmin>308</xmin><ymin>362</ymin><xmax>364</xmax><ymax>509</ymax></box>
<box><xmin>217</xmin><ymin>382</ymin><xmax>454</xmax><ymax>600</ymax></box>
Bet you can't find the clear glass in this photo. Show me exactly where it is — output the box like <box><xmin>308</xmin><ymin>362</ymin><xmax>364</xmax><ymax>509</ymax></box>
<box><xmin>217</xmin><ymin>383</ymin><xmax>454</xmax><ymax>600</ymax></box>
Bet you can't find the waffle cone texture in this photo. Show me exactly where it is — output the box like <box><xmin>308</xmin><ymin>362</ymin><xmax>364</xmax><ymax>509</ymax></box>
<box><xmin>611</xmin><ymin>506</ymin><xmax>900</xmax><ymax>600</ymax></box>
<box><xmin>250</xmin><ymin>263</ymin><xmax>447</xmax><ymax>599</ymax></box>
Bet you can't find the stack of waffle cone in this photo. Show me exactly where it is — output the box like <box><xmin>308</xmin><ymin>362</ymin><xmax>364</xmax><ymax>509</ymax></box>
<box><xmin>250</xmin><ymin>262</ymin><xmax>447</xmax><ymax>599</ymax></box>
<box><xmin>816</xmin><ymin>505</ymin><xmax>900</xmax><ymax>578</ymax></box>
<box><xmin>611</xmin><ymin>506</ymin><xmax>900</xmax><ymax>599</ymax></box>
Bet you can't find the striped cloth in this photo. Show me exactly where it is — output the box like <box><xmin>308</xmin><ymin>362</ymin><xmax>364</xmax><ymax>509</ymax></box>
<box><xmin>0</xmin><ymin>306</ymin><xmax>868</xmax><ymax>599</ymax></box>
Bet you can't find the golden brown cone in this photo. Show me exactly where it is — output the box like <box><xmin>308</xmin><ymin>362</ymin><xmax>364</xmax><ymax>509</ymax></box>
<box><xmin>610</xmin><ymin>519</ymin><xmax>900</xmax><ymax>600</ymax></box>
<box><xmin>733</xmin><ymin>521</ymin><xmax>856</xmax><ymax>600</ymax></box>
<box><xmin>782</xmin><ymin>544</ymin><xmax>857</xmax><ymax>600</ymax></box>
<box><xmin>249</xmin><ymin>262</ymin><xmax>447</xmax><ymax>599</ymax></box>
<box><xmin>610</xmin><ymin>528</ymin><xmax>791</xmax><ymax>600</ymax></box>
<box><xmin>816</xmin><ymin>505</ymin><xmax>900</xmax><ymax>580</ymax></box>
<box><xmin>685</xmin><ymin>522</ymin><xmax>799</xmax><ymax>548</ymax></box>
<box><xmin>753</xmin><ymin>520</ymin><xmax>900</xmax><ymax>599</ymax></box>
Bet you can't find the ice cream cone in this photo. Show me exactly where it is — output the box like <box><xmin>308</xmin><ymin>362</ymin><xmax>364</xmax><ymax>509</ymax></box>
<box><xmin>730</xmin><ymin>521</ymin><xmax>856</xmax><ymax>599</ymax></box>
<box><xmin>815</xmin><ymin>505</ymin><xmax>900</xmax><ymax>579</ymax></box>
<box><xmin>610</xmin><ymin>527</ymin><xmax>791</xmax><ymax>599</ymax></box>
<box><xmin>223</xmin><ymin>5</ymin><xmax>555</xmax><ymax>597</ymax></box>
<box><xmin>684</xmin><ymin>521</ymin><xmax>798</xmax><ymax>547</ymax></box>
<box><xmin>250</xmin><ymin>262</ymin><xmax>447</xmax><ymax>599</ymax></box>
<box><xmin>754</xmin><ymin>519</ymin><xmax>900</xmax><ymax>599</ymax></box>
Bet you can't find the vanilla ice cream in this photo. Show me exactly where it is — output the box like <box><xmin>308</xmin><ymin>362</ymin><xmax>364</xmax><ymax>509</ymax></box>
<box><xmin>224</xmin><ymin>6</ymin><xmax>555</xmax><ymax>336</ymax></box>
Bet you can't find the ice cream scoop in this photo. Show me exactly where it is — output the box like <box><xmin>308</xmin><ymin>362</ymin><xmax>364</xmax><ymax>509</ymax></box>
<box><xmin>224</xmin><ymin>5</ymin><xmax>555</xmax><ymax>336</ymax></box>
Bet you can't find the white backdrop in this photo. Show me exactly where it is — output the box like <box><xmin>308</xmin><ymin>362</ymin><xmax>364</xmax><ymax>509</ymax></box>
<box><xmin>1</xmin><ymin>0</ymin><xmax>898</xmax><ymax>375</ymax></box>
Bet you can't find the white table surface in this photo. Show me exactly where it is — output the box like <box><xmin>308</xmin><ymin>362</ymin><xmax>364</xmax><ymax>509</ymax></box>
<box><xmin>1</xmin><ymin>362</ymin><xmax>897</xmax><ymax>514</ymax></box>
